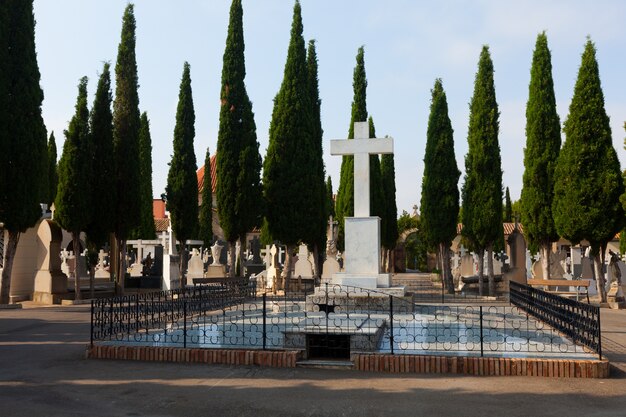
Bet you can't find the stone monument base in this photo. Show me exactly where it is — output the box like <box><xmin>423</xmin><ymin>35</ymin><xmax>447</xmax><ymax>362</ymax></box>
<box><xmin>331</xmin><ymin>272</ymin><xmax>393</xmax><ymax>289</ymax></box>
<box><xmin>205</xmin><ymin>265</ymin><xmax>226</xmax><ymax>278</ymax></box>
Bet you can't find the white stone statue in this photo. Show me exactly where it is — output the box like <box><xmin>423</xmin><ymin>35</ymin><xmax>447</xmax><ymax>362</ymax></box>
<box><xmin>211</xmin><ymin>242</ymin><xmax>224</xmax><ymax>266</ymax></box>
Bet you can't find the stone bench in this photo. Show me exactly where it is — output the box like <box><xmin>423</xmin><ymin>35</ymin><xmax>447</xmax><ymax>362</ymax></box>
<box><xmin>526</xmin><ymin>279</ymin><xmax>590</xmax><ymax>303</ymax></box>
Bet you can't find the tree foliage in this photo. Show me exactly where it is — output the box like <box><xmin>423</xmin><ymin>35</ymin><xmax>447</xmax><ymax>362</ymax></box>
<box><xmin>55</xmin><ymin>77</ymin><xmax>92</xmax><ymax>234</ymax></box>
<box><xmin>167</xmin><ymin>62</ymin><xmax>198</xmax><ymax>246</ymax></box>
<box><xmin>335</xmin><ymin>46</ymin><xmax>367</xmax><ymax>251</ymax></box>
<box><xmin>304</xmin><ymin>39</ymin><xmax>327</xmax><ymax>254</ymax></box>
<box><xmin>216</xmin><ymin>0</ymin><xmax>263</xmax><ymax>268</ymax></box>
<box><xmin>553</xmin><ymin>39</ymin><xmax>623</xmax><ymax>303</ymax></box>
<box><xmin>461</xmin><ymin>46</ymin><xmax>503</xmax><ymax>295</ymax></box>
<box><xmin>421</xmin><ymin>79</ymin><xmax>460</xmax><ymax>248</ymax></box>
<box><xmin>113</xmin><ymin>3</ymin><xmax>141</xmax><ymax>242</ymax></box>
<box><xmin>0</xmin><ymin>0</ymin><xmax>47</xmax><ymax>232</ymax></box>
<box><xmin>368</xmin><ymin>116</ymin><xmax>385</xmax><ymax>221</ymax></box>
<box><xmin>86</xmin><ymin>62</ymin><xmax>116</xmax><ymax>248</ymax></box>
<box><xmin>199</xmin><ymin>147</ymin><xmax>214</xmax><ymax>246</ymax></box>
<box><xmin>134</xmin><ymin>112</ymin><xmax>156</xmax><ymax>239</ymax></box>
<box><xmin>326</xmin><ymin>176</ymin><xmax>335</xmax><ymax>219</ymax></box>
<box><xmin>0</xmin><ymin>0</ymin><xmax>48</xmax><ymax>304</ymax></box>
<box><xmin>504</xmin><ymin>187</ymin><xmax>513</xmax><ymax>222</ymax></box>
<box><xmin>263</xmin><ymin>1</ymin><xmax>312</xmax><ymax>246</ymax></box>
<box><xmin>521</xmin><ymin>32</ymin><xmax>561</xmax><ymax>254</ymax></box>
<box><xmin>46</xmin><ymin>132</ymin><xmax>59</xmax><ymax>207</ymax></box>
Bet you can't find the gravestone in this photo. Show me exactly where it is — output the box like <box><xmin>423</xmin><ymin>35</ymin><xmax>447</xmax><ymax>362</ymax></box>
<box><xmin>33</xmin><ymin>219</ymin><xmax>68</xmax><ymax>304</ymax></box>
<box><xmin>186</xmin><ymin>248</ymin><xmax>205</xmax><ymax>285</ymax></box>
<box><xmin>329</xmin><ymin>121</ymin><xmax>396</xmax><ymax>291</ymax></box>
<box><xmin>294</xmin><ymin>244</ymin><xmax>314</xmax><ymax>278</ymax></box>
<box><xmin>505</xmin><ymin>228</ymin><xmax>526</xmax><ymax>284</ymax></box>
<box><xmin>206</xmin><ymin>241</ymin><xmax>226</xmax><ymax>278</ymax></box>
<box><xmin>244</xmin><ymin>236</ymin><xmax>265</xmax><ymax>278</ymax></box>
<box><xmin>94</xmin><ymin>249</ymin><xmax>109</xmax><ymax>279</ymax></box>
<box><xmin>459</xmin><ymin>254</ymin><xmax>474</xmax><ymax>277</ymax></box>
<box><xmin>266</xmin><ymin>244</ymin><xmax>282</xmax><ymax>291</ymax></box>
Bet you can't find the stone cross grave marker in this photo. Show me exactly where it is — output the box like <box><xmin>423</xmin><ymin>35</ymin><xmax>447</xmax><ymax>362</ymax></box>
<box><xmin>330</xmin><ymin>121</ymin><xmax>393</xmax><ymax>217</ymax></box>
<box><xmin>329</xmin><ymin>121</ymin><xmax>394</xmax><ymax>288</ymax></box>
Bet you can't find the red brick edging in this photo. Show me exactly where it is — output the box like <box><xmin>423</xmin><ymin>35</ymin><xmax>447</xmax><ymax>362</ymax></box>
<box><xmin>86</xmin><ymin>344</ymin><xmax>302</xmax><ymax>368</ymax></box>
<box><xmin>86</xmin><ymin>344</ymin><xmax>609</xmax><ymax>378</ymax></box>
<box><xmin>351</xmin><ymin>353</ymin><xmax>609</xmax><ymax>378</ymax></box>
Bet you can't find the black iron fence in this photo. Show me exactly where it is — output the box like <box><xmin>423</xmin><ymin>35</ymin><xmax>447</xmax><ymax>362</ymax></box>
<box><xmin>509</xmin><ymin>281</ymin><xmax>601</xmax><ymax>358</ymax></box>
<box><xmin>91</xmin><ymin>283</ymin><xmax>598</xmax><ymax>359</ymax></box>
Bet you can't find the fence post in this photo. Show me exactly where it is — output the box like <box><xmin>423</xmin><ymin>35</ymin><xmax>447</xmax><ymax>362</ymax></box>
<box><xmin>262</xmin><ymin>293</ymin><xmax>267</xmax><ymax>350</ymax></box>
<box><xmin>597</xmin><ymin>307</ymin><xmax>602</xmax><ymax>360</ymax></box>
<box><xmin>479</xmin><ymin>305</ymin><xmax>484</xmax><ymax>357</ymax></box>
<box><xmin>109</xmin><ymin>297</ymin><xmax>114</xmax><ymax>339</ymax></box>
<box><xmin>183</xmin><ymin>298</ymin><xmax>187</xmax><ymax>349</ymax></box>
<box><xmin>389</xmin><ymin>296</ymin><xmax>394</xmax><ymax>355</ymax></box>
<box><xmin>90</xmin><ymin>300</ymin><xmax>94</xmax><ymax>347</ymax></box>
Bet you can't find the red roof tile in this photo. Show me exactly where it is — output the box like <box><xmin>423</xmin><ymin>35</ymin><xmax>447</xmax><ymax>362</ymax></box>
<box><xmin>197</xmin><ymin>153</ymin><xmax>217</xmax><ymax>194</ymax></box>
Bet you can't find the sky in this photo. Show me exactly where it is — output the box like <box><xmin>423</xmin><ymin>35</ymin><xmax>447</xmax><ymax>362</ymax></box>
<box><xmin>33</xmin><ymin>0</ymin><xmax>626</xmax><ymax>216</ymax></box>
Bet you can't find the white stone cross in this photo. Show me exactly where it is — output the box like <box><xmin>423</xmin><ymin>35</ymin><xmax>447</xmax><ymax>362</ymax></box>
<box><xmin>330</xmin><ymin>121</ymin><xmax>393</xmax><ymax>217</ymax></box>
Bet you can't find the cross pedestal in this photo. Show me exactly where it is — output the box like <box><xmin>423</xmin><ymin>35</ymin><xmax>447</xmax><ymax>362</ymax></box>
<box><xmin>329</xmin><ymin>121</ymin><xmax>399</xmax><ymax>292</ymax></box>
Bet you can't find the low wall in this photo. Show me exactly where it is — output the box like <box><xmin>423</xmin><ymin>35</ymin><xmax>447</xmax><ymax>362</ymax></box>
<box><xmin>86</xmin><ymin>344</ymin><xmax>302</xmax><ymax>368</ymax></box>
<box><xmin>86</xmin><ymin>344</ymin><xmax>609</xmax><ymax>378</ymax></box>
<box><xmin>351</xmin><ymin>353</ymin><xmax>609</xmax><ymax>378</ymax></box>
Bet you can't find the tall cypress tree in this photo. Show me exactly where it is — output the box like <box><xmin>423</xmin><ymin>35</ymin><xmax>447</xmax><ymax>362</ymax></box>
<box><xmin>112</xmin><ymin>3</ymin><xmax>141</xmax><ymax>291</ymax></box>
<box><xmin>263</xmin><ymin>1</ymin><xmax>312</xmax><ymax>281</ymax></box>
<box><xmin>368</xmin><ymin>116</ymin><xmax>385</xmax><ymax>220</ymax></box>
<box><xmin>167</xmin><ymin>62</ymin><xmax>198</xmax><ymax>283</ymax></box>
<box><xmin>199</xmin><ymin>147</ymin><xmax>214</xmax><ymax>247</ymax></box>
<box><xmin>553</xmin><ymin>39</ymin><xmax>624</xmax><ymax>303</ymax></box>
<box><xmin>520</xmin><ymin>32</ymin><xmax>561</xmax><ymax>281</ymax></box>
<box><xmin>86</xmin><ymin>62</ymin><xmax>116</xmax><ymax>249</ymax></box>
<box><xmin>305</xmin><ymin>39</ymin><xmax>326</xmax><ymax>276</ymax></box>
<box><xmin>421</xmin><ymin>79</ymin><xmax>460</xmax><ymax>293</ymax></box>
<box><xmin>504</xmin><ymin>187</ymin><xmax>513</xmax><ymax>222</ymax></box>
<box><xmin>0</xmin><ymin>0</ymin><xmax>48</xmax><ymax>305</ymax></box>
<box><xmin>381</xmin><ymin>147</ymin><xmax>399</xmax><ymax>273</ymax></box>
<box><xmin>55</xmin><ymin>77</ymin><xmax>92</xmax><ymax>301</ymax></box>
<box><xmin>216</xmin><ymin>0</ymin><xmax>263</xmax><ymax>277</ymax></box>
<box><xmin>326</xmin><ymin>176</ymin><xmax>335</xmax><ymax>219</ymax></box>
<box><xmin>134</xmin><ymin>112</ymin><xmax>156</xmax><ymax>239</ymax></box>
<box><xmin>335</xmin><ymin>46</ymin><xmax>367</xmax><ymax>251</ymax></box>
<box><xmin>46</xmin><ymin>132</ymin><xmax>59</xmax><ymax>207</ymax></box>
<box><xmin>461</xmin><ymin>46</ymin><xmax>503</xmax><ymax>296</ymax></box>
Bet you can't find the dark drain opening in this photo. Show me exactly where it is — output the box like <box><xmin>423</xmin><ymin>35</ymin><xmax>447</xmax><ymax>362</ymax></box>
<box><xmin>306</xmin><ymin>334</ymin><xmax>350</xmax><ymax>360</ymax></box>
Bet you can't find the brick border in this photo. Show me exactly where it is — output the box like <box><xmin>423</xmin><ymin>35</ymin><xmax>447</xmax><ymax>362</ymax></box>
<box><xmin>351</xmin><ymin>353</ymin><xmax>609</xmax><ymax>378</ymax></box>
<box><xmin>86</xmin><ymin>344</ymin><xmax>302</xmax><ymax>368</ymax></box>
<box><xmin>86</xmin><ymin>344</ymin><xmax>609</xmax><ymax>378</ymax></box>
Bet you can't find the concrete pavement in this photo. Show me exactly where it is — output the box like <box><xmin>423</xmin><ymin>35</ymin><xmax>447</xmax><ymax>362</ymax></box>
<box><xmin>1</xmin><ymin>303</ymin><xmax>626</xmax><ymax>417</ymax></box>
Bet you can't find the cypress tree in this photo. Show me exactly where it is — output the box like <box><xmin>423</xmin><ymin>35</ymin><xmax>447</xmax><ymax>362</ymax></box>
<box><xmin>553</xmin><ymin>39</ymin><xmax>624</xmax><ymax>303</ymax></box>
<box><xmin>335</xmin><ymin>46</ymin><xmax>367</xmax><ymax>251</ymax></box>
<box><xmin>263</xmin><ymin>1</ymin><xmax>312</xmax><ymax>280</ymax></box>
<box><xmin>0</xmin><ymin>0</ymin><xmax>48</xmax><ymax>305</ymax></box>
<box><xmin>504</xmin><ymin>187</ymin><xmax>513</xmax><ymax>222</ymax></box>
<box><xmin>167</xmin><ymin>62</ymin><xmax>198</xmax><ymax>283</ymax></box>
<box><xmin>420</xmin><ymin>79</ymin><xmax>460</xmax><ymax>293</ymax></box>
<box><xmin>326</xmin><ymin>176</ymin><xmax>335</xmax><ymax>219</ymax></box>
<box><xmin>55</xmin><ymin>77</ymin><xmax>92</xmax><ymax>300</ymax></box>
<box><xmin>134</xmin><ymin>112</ymin><xmax>156</xmax><ymax>239</ymax></box>
<box><xmin>520</xmin><ymin>32</ymin><xmax>561</xmax><ymax>281</ymax></box>
<box><xmin>381</xmin><ymin>147</ymin><xmax>399</xmax><ymax>273</ymax></box>
<box><xmin>112</xmin><ymin>3</ymin><xmax>141</xmax><ymax>292</ymax></box>
<box><xmin>368</xmin><ymin>116</ymin><xmax>385</xmax><ymax>220</ymax></box>
<box><xmin>216</xmin><ymin>0</ymin><xmax>263</xmax><ymax>277</ymax></box>
<box><xmin>86</xmin><ymin>62</ymin><xmax>116</xmax><ymax>249</ymax></box>
<box><xmin>461</xmin><ymin>46</ymin><xmax>503</xmax><ymax>296</ymax></box>
<box><xmin>46</xmin><ymin>132</ymin><xmax>59</xmax><ymax>207</ymax></box>
<box><xmin>199</xmin><ymin>147</ymin><xmax>214</xmax><ymax>247</ymax></box>
<box><xmin>305</xmin><ymin>39</ymin><xmax>327</xmax><ymax>276</ymax></box>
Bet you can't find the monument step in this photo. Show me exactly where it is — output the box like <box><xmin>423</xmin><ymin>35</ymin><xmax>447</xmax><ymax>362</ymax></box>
<box><xmin>296</xmin><ymin>360</ymin><xmax>354</xmax><ymax>369</ymax></box>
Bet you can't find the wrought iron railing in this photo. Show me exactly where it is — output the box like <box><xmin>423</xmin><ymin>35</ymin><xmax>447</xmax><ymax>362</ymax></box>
<box><xmin>92</xmin><ymin>283</ymin><xmax>598</xmax><ymax>360</ymax></box>
<box><xmin>509</xmin><ymin>281</ymin><xmax>601</xmax><ymax>358</ymax></box>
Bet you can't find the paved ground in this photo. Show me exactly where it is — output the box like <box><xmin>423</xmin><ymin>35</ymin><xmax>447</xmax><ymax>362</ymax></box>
<box><xmin>1</xmin><ymin>303</ymin><xmax>626</xmax><ymax>417</ymax></box>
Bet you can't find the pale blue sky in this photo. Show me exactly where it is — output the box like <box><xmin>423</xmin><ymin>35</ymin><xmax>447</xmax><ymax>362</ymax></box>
<box><xmin>33</xmin><ymin>0</ymin><xmax>626</xmax><ymax>215</ymax></box>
